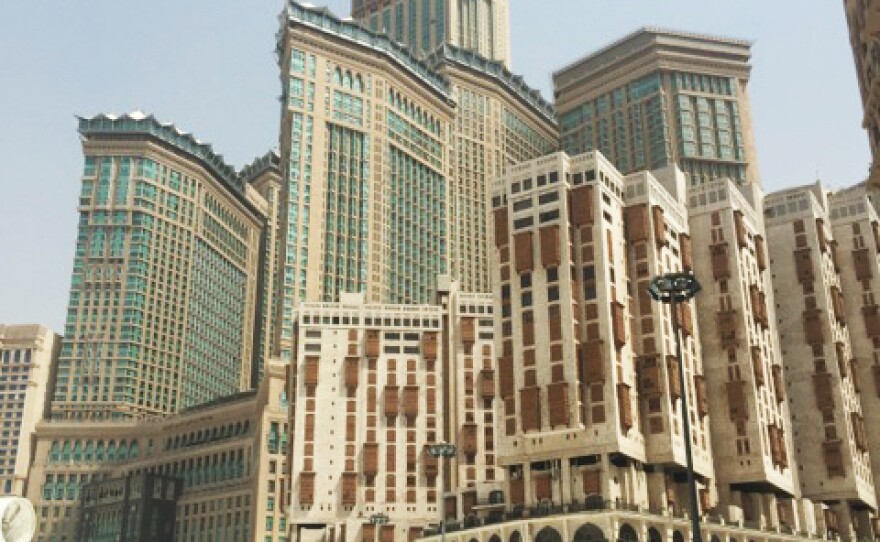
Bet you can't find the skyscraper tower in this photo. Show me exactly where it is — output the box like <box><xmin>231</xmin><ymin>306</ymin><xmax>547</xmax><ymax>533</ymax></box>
<box><xmin>554</xmin><ymin>28</ymin><xmax>759</xmax><ymax>186</ymax></box>
<box><xmin>52</xmin><ymin>112</ymin><xmax>267</xmax><ymax>420</ymax></box>
<box><xmin>842</xmin><ymin>0</ymin><xmax>880</xmax><ymax>185</ymax></box>
<box><xmin>351</xmin><ymin>0</ymin><xmax>511</xmax><ymax>67</ymax></box>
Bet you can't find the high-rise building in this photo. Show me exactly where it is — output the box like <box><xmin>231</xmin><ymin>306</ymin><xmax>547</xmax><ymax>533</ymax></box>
<box><xmin>286</xmin><ymin>282</ymin><xmax>499</xmax><ymax>541</ymax></box>
<box><xmin>842</xmin><ymin>0</ymin><xmax>880</xmax><ymax>184</ymax></box>
<box><xmin>242</xmin><ymin>150</ymin><xmax>285</xmax><ymax>380</ymax></box>
<box><xmin>424</xmin><ymin>44</ymin><xmax>557</xmax><ymax>293</ymax></box>
<box><xmin>829</xmin><ymin>183</ymin><xmax>880</xmax><ymax>511</ymax></box>
<box><xmin>553</xmin><ymin>29</ymin><xmax>759</xmax><ymax>186</ymax></box>
<box><xmin>0</xmin><ymin>324</ymin><xmax>60</xmax><ymax>496</ymax></box>
<box><xmin>764</xmin><ymin>183</ymin><xmax>877</xmax><ymax>540</ymax></box>
<box><xmin>687</xmin><ymin>179</ymin><xmax>801</xmax><ymax>528</ymax></box>
<box><xmin>52</xmin><ymin>112</ymin><xmax>267</xmax><ymax>420</ymax></box>
<box><xmin>27</xmin><ymin>360</ymin><xmax>289</xmax><ymax>541</ymax></box>
<box><xmin>350</xmin><ymin>0</ymin><xmax>511</xmax><ymax>67</ymax></box>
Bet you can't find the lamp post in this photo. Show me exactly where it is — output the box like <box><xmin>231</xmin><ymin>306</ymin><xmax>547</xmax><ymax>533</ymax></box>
<box><xmin>428</xmin><ymin>442</ymin><xmax>457</xmax><ymax>542</ymax></box>
<box><xmin>648</xmin><ymin>272</ymin><xmax>703</xmax><ymax>542</ymax></box>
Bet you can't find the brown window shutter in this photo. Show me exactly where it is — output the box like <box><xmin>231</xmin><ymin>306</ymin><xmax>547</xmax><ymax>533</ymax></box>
<box><xmin>540</xmin><ymin>225</ymin><xmax>561</xmax><ymax>268</ymax></box>
<box><xmin>422</xmin><ymin>332</ymin><xmax>438</xmax><ymax>360</ymax></box>
<box><xmin>498</xmin><ymin>356</ymin><xmax>515</xmax><ymax>398</ymax></box>
<box><xmin>341</xmin><ymin>472</ymin><xmax>358</xmax><ymax>505</ymax></box>
<box><xmin>365</xmin><ymin>330</ymin><xmax>381</xmax><ymax>358</ymax></box>
<box><xmin>717</xmin><ymin>309</ymin><xmax>738</xmax><ymax>348</ymax></box>
<box><xmin>803</xmin><ymin>309</ymin><xmax>825</xmax><ymax>345</ymax></box>
<box><xmin>611</xmin><ymin>301</ymin><xmax>626</xmax><ymax>350</ymax></box>
<box><xmin>864</xmin><ymin>305</ymin><xmax>880</xmax><ymax>338</ymax></box>
<box><xmin>625</xmin><ymin>204</ymin><xmax>650</xmax><ymax>242</ymax></box>
<box><xmin>694</xmin><ymin>374</ymin><xmax>709</xmax><ymax>417</ymax></box>
<box><xmin>305</xmin><ymin>414</ymin><xmax>315</xmax><ymax>441</ymax></box>
<box><xmin>522</xmin><ymin>315</ymin><xmax>535</xmax><ymax>347</ymax></box>
<box><xmin>570</xmin><ymin>185</ymin><xmax>594</xmax><ymax>226</ymax></box>
<box><xmin>363</xmin><ymin>443</ymin><xmax>379</xmax><ymax>476</ymax></box>
<box><xmin>750</xmin><ymin>286</ymin><xmax>768</xmax><ymax>329</ymax></box>
<box><xmin>734</xmin><ymin>210</ymin><xmax>748</xmax><ymax>248</ymax></box>
<box><xmin>853</xmin><ymin>248</ymin><xmax>874</xmax><ymax>280</ymax></box>
<box><xmin>751</xmin><ymin>346</ymin><xmax>765</xmax><ymax>387</ymax></box>
<box><xmin>679</xmin><ymin>303</ymin><xmax>694</xmax><ymax>337</ymax></box>
<box><xmin>426</xmin><ymin>388</ymin><xmax>436</xmax><ymax>414</ymax></box>
<box><xmin>520</xmin><ymin>386</ymin><xmax>542</xmax><ymax>432</ymax></box>
<box><xmin>711</xmin><ymin>243</ymin><xmax>730</xmax><ymax>280</ymax></box>
<box><xmin>813</xmin><ymin>373</ymin><xmax>834</xmax><ymax>411</ymax></box>
<box><xmin>346</xmin><ymin>415</ymin><xmax>356</xmax><ymax>441</ymax></box>
<box><xmin>755</xmin><ymin>235</ymin><xmax>767</xmax><ymax>271</ymax></box>
<box><xmin>666</xmin><ymin>356</ymin><xmax>681</xmax><ymax>400</ymax></box>
<box><xmin>830</xmin><ymin>287</ymin><xmax>846</xmax><ymax>325</ymax></box>
<box><xmin>509</xmin><ymin>476</ymin><xmax>525</xmax><ymax>505</ymax></box>
<box><xmin>816</xmin><ymin>218</ymin><xmax>828</xmax><ymax>252</ymax></box>
<box><xmin>534</xmin><ymin>473</ymin><xmax>552</xmax><ymax>501</ymax></box>
<box><xmin>771</xmin><ymin>365</ymin><xmax>786</xmax><ymax>403</ymax></box>
<box><xmin>461</xmin><ymin>317</ymin><xmax>476</xmax><ymax>345</ymax></box>
<box><xmin>493</xmin><ymin>207</ymin><xmax>509</xmax><ymax>247</ymax></box>
<box><xmin>824</xmin><ymin>509</ymin><xmax>841</xmax><ymax>532</ymax></box>
<box><xmin>699</xmin><ymin>488</ymin><xmax>711</xmax><ymax>513</ymax></box>
<box><xmin>480</xmin><ymin>369</ymin><xmax>496</xmax><ymax>399</ymax></box>
<box><xmin>344</xmin><ymin>356</ymin><xmax>359</xmax><ymax>390</ymax></box>
<box><xmin>304</xmin><ymin>356</ymin><xmax>319</xmax><ymax>388</ymax></box>
<box><xmin>363</xmin><ymin>525</ymin><xmax>376</xmax><ymax>542</ymax></box>
<box><xmin>873</xmin><ymin>221</ymin><xmax>880</xmax><ymax>252</ymax></box>
<box><xmin>617</xmin><ymin>383</ymin><xmax>633</xmax><ymax>431</ymax></box>
<box><xmin>514</xmin><ymin>231</ymin><xmax>534</xmax><ymax>274</ymax></box>
<box><xmin>406</xmin><ymin>445</ymin><xmax>417</xmax><ymax>470</ymax></box>
<box><xmin>836</xmin><ymin>342</ymin><xmax>848</xmax><ymax>378</ymax></box>
<box><xmin>652</xmin><ymin>205</ymin><xmax>667</xmax><ymax>247</ymax></box>
<box><xmin>638</xmin><ymin>355</ymin><xmax>661</xmax><ymax>396</ymax></box>
<box><xmin>851</xmin><ymin>358</ymin><xmax>861</xmax><ymax>392</ymax></box>
<box><xmin>794</xmin><ymin>248</ymin><xmax>814</xmax><ymax>284</ymax></box>
<box><xmin>547</xmin><ymin>382</ymin><xmax>570</xmax><ymax>427</ymax></box>
<box><xmin>581</xmin><ymin>340</ymin><xmax>605</xmax><ymax>383</ymax></box>
<box><xmin>666</xmin><ymin>485</ymin><xmax>677</xmax><ymax>506</ymax></box>
<box><xmin>380</xmin><ymin>525</ymin><xmax>395</xmax><ymax>542</ymax></box>
<box><xmin>680</xmin><ymin>233</ymin><xmax>693</xmax><ymax>271</ymax></box>
<box><xmin>423</xmin><ymin>446</ymin><xmax>438</xmax><ymax>478</ymax></box>
<box><xmin>384</xmin><ymin>386</ymin><xmax>399</xmax><ymax>419</ymax></box>
<box><xmin>461</xmin><ymin>423</ymin><xmax>478</xmax><ymax>456</ymax></box>
<box><xmin>299</xmin><ymin>471</ymin><xmax>315</xmax><ymax>504</ymax></box>
<box><xmin>582</xmin><ymin>469</ymin><xmax>601</xmax><ymax>496</ymax></box>
<box><xmin>462</xmin><ymin>491</ymin><xmax>477</xmax><ymax>516</ymax></box>
<box><xmin>549</xmin><ymin>309</ymin><xmax>563</xmax><ymax>341</ymax></box>
<box><xmin>823</xmin><ymin>440</ymin><xmax>845</xmax><ymax>478</ymax></box>
<box><xmin>403</xmin><ymin>386</ymin><xmax>419</xmax><ymax>419</ymax></box>
<box><xmin>727</xmin><ymin>380</ymin><xmax>748</xmax><ymax>421</ymax></box>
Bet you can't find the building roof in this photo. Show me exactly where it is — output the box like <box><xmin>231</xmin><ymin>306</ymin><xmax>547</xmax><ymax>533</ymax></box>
<box><xmin>553</xmin><ymin>26</ymin><xmax>752</xmax><ymax>82</ymax></box>
<box><xmin>240</xmin><ymin>150</ymin><xmax>281</xmax><ymax>184</ymax></box>
<box><xmin>425</xmin><ymin>43</ymin><xmax>557</xmax><ymax>125</ymax></box>
<box><xmin>78</xmin><ymin>111</ymin><xmax>242</xmax><ymax>193</ymax></box>
<box><xmin>280</xmin><ymin>1</ymin><xmax>452</xmax><ymax>100</ymax></box>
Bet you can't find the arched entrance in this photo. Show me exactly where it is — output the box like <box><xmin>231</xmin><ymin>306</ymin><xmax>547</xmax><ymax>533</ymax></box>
<box><xmin>535</xmin><ymin>527</ymin><xmax>563</xmax><ymax>542</ymax></box>
<box><xmin>573</xmin><ymin>523</ymin><xmax>606</xmax><ymax>542</ymax></box>
<box><xmin>619</xmin><ymin>524</ymin><xmax>638</xmax><ymax>542</ymax></box>
<box><xmin>489</xmin><ymin>536</ymin><xmax>502</xmax><ymax>542</ymax></box>
<box><xmin>510</xmin><ymin>530</ymin><xmax>522</xmax><ymax>542</ymax></box>
<box><xmin>648</xmin><ymin>527</ymin><xmax>662</xmax><ymax>542</ymax></box>
<box><xmin>673</xmin><ymin>531</ymin><xmax>685</xmax><ymax>542</ymax></box>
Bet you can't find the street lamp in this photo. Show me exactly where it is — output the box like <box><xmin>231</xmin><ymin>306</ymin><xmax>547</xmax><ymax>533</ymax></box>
<box><xmin>428</xmin><ymin>442</ymin><xmax>457</xmax><ymax>542</ymax></box>
<box><xmin>648</xmin><ymin>272</ymin><xmax>703</xmax><ymax>542</ymax></box>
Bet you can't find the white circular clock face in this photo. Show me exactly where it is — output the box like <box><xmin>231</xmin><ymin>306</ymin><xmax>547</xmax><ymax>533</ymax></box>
<box><xmin>0</xmin><ymin>497</ymin><xmax>37</xmax><ymax>542</ymax></box>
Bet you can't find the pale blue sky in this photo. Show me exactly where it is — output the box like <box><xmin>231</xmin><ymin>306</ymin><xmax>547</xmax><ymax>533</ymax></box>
<box><xmin>0</xmin><ymin>1</ymin><xmax>867</xmax><ymax>331</ymax></box>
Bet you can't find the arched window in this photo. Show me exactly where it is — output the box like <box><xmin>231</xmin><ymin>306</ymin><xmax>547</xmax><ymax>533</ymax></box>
<box><xmin>354</xmin><ymin>75</ymin><xmax>363</xmax><ymax>93</ymax></box>
<box><xmin>673</xmin><ymin>531</ymin><xmax>686</xmax><ymax>542</ymax></box>
<box><xmin>619</xmin><ymin>524</ymin><xmax>638</xmax><ymax>542</ymax></box>
<box><xmin>535</xmin><ymin>527</ymin><xmax>562</xmax><ymax>542</ymax></box>
<box><xmin>118</xmin><ymin>441</ymin><xmax>129</xmax><ymax>461</ymax></box>
<box><xmin>489</xmin><ymin>536</ymin><xmax>502</xmax><ymax>542</ymax></box>
<box><xmin>130</xmin><ymin>441</ymin><xmax>139</xmax><ymax>459</ymax></box>
<box><xmin>73</xmin><ymin>441</ymin><xmax>83</xmax><ymax>461</ymax></box>
<box><xmin>509</xmin><ymin>531</ymin><xmax>522</xmax><ymax>542</ymax></box>
<box><xmin>84</xmin><ymin>441</ymin><xmax>95</xmax><ymax>462</ymax></box>
<box><xmin>343</xmin><ymin>70</ymin><xmax>352</xmax><ymax>89</ymax></box>
<box><xmin>648</xmin><ymin>527</ymin><xmax>663</xmax><ymax>542</ymax></box>
<box><xmin>333</xmin><ymin>68</ymin><xmax>342</xmax><ymax>86</ymax></box>
<box><xmin>96</xmin><ymin>441</ymin><xmax>105</xmax><ymax>461</ymax></box>
<box><xmin>107</xmin><ymin>440</ymin><xmax>117</xmax><ymax>462</ymax></box>
<box><xmin>61</xmin><ymin>441</ymin><xmax>72</xmax><ymax>462</ymax></box>
<box><xmin>49</xmin><ymin>441</ymin><xmax>60</xmax><ymax>463</ymax></box>
<box><xmin>574</xmin><ymin>524</ymin><xmax>606</xmax><ymax>542</ymax></box>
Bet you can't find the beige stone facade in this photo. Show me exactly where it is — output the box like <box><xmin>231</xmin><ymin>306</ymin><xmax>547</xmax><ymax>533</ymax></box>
<box><xmin>687</xmin><ymin>179</ymin><xmax>800</xmax><ymax>529</ymax></box>
<box><xmin>286</xmin><ymin>284</ymin><xmax>500</xmax><ymax>541</ymax></box>
<box><xmin>350</xmin><ymin>0</ymin><xmax>511</xmax><ymax>67</ymax></box>
<box><xmin>26</xmin><ymin>360</ymin><xmax>288</xmax><ymax>542</ymax></box>
<box><xmin>764</xmin><ymin>183</ymin><xmax>877</xmax><ymax>540</ymax></box>
<box><xmin>843</xmin><ymin>0</ymin><xmax>880</xmax><ymax>185</ymax></box>
<box><xmin>0</xmin><ymin>324</ymin><xmax>60</xmax><ymax>496</ymax></box>
<box><xmin>554</xmin><ymin>29</ymin><xmax>759</xmax><ymax>187</ymax></box>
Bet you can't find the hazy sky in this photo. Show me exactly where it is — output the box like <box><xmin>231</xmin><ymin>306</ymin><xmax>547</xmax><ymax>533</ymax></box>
<box><xmin>0</xmin><ymin>1</ymin><xmax>867</xmax><ymax>331</ymax></box>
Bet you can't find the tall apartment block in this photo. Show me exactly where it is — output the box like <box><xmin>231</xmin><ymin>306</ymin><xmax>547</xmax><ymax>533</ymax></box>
<box><xmin>491</xmin><ymin>152</ymin><xmax>654</xmax><ymax>512</ymax></box>
<box><xmin>687</xmin><ymin>179</ymin><xmax>801</xmax><ymax>530</ymax></box>
<box><xmin>830</xmin><ymin>183</ymin><xmax>880</xmax><ymax>513</ymax></box>
<box><xmin>0</xmin><ymin>324</ymin><xmax>60</xmax><ymax>496</ymax></box>
<box><xmin>350</xmin><ymin>0</ymin><xmax>511</xmax><ymax>67</ymax></box>
<box><xmin>424</xmin><ymin>44</ymin><xmax>557</xmax><ymax>292</ymax></box>
<box><xmin>843</xmin><ymin>0</ymin><xmax>880</xmax><ymax>184</ymax></box>
<box><xmin>553</xmin><ymin>29</ymin><xmax>759</xmax><ymax>186</ymax></box>
<box><xmin>623</xmin><ymin>167</ymin><xmax>716</xmax><ymax>511</ymax></box>
<box><xmin>53</xmin><ymin>112</ymin><xmax>267</xmax><ymax>420</ymax></box>
<box><xmin>26</xmin><ymin>360</ymin><xmax>289</xmax><ymax>541</ymax></box>
<box><xmin>243</xmin><ymin>150</ymin><xmax>285</xmax><ymax>379</ymax></box>
<box><xmin>764</xmin><ymin>183</ymin><xmax>877</xmax><ymax>540</ymax></box>
<box><xmin>276</xmin><ymin>2</ymin><xmax>554</xmax><ymax>357</ymax></box>
<box><xmin>286</xmin><ymin>283</ymin><xmax>499</xmax><ymax>541</ymax></box>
